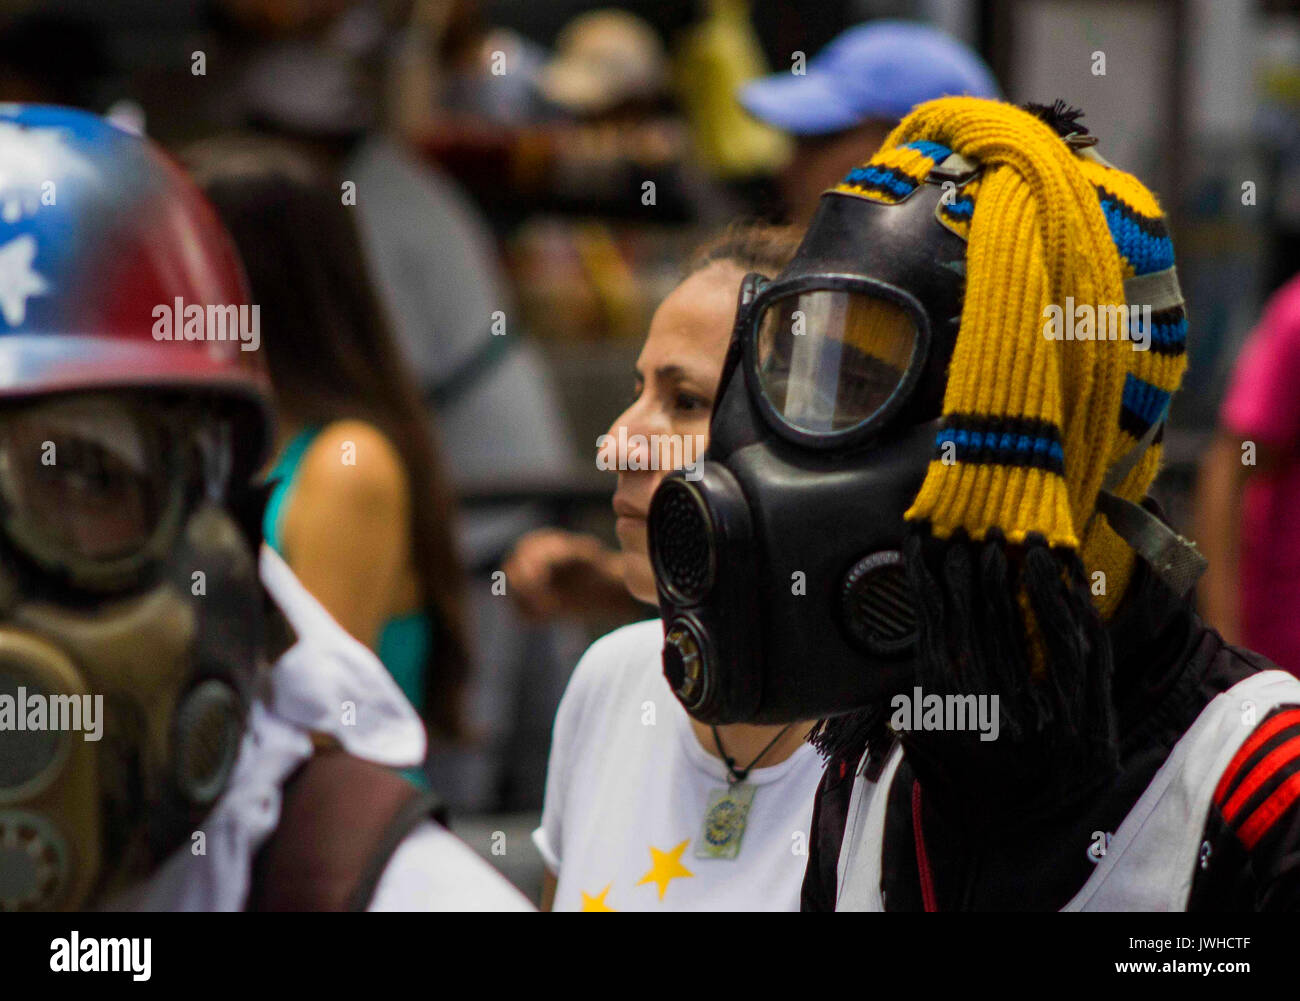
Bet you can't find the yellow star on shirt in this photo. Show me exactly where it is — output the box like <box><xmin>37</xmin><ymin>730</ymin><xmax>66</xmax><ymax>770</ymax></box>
<box><xmin>635</xmin><ymin>840</ymin><xmax>694</xmax><ymax>900</ymax></box>
<box><xmin>581</xmin><ymin>884</ymin><xmax>616</xmax><ymax>912</ymax></box>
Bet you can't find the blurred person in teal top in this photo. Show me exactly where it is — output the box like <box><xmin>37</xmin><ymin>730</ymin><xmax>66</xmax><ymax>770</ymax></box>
<box><xmin>262</xmin><ymin>426</ymin><xmax>434</xmax><ymax>712</ymax></box>
<box><xmin>188</xmin><ymin>137</ymin><xmax>472</xmax><ymax>788</ymax></box>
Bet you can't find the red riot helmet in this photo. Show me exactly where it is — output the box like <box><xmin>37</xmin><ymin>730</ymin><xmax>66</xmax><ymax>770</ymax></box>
<box><xmin>0</xmin><ymin>104</ymin><xmax>272</xmax><ymax>479</ymax></box>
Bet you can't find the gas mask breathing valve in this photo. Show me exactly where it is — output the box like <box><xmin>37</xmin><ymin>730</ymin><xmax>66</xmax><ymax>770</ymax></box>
<box><xmin>652</xmin><ymin>484</ymin><xmax>716</xmax><ymax>605</ymax></box>
<box><xmin>0</xmin><ymin>810</ymin><xmax>68</xmax><ymax>911</ymax></box>
<box><xmin>663</xmin><ymin>616</ymin><xmax>713</xmax><ymax>711</ymax></box>
<box><xmin>172</xmin><ymin>679</ymin><xmax>243</xmax><ymax>807</ymax></box>
<box><xmin>839</xmin><ymin>550</ymin><xmax>919</xmax><ymax>655</ymax></box>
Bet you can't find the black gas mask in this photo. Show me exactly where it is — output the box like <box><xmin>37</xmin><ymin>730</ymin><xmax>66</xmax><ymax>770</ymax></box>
<box><xmin>648</xmin><ymin>171</ymin><xmax>975</xmax><ymax>725</ymax></box>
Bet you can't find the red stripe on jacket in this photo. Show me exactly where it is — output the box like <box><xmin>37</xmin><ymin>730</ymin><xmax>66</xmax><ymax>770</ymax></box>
<box><xmin>1214</xmin><ymin>709</ymin><xmax>1300</xmax><ymax>807</ymax></box>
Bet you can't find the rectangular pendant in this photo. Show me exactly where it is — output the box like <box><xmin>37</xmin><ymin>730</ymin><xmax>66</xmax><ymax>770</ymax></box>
<box><xmin>695</xmin><ymin>783</ymin><xmax>757</xmax><ymax>860</ymax></box>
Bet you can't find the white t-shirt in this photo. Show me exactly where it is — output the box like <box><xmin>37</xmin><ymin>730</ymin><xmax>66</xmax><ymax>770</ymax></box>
<box><xmin>534</xmin><ymin>619</ymin><xmax>826</xmax><ymax>911</ymax></box>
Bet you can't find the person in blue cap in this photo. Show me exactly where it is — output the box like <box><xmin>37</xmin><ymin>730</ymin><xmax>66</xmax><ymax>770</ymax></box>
<box><xmin>739</xmin><ymin>20</ymin><xmax>999</xmax><ymax>222</ymax></box>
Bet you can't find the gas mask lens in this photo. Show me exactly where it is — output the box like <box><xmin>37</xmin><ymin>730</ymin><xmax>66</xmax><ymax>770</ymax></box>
<box><xmin>755</xmin><ymin>288</ymin><xmax>920</xmax><ymax>436</ymax></box>
<box><xmin>0</xmin><ymin>395</ymin><xmax>183</xmax><ymax>587</ymax></box>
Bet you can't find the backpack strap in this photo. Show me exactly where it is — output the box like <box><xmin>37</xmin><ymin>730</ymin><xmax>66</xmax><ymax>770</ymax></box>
<box><xmin>247</xmin><ymin>749</ymin><xmax>447</xmax><ymax>912</ymax></box>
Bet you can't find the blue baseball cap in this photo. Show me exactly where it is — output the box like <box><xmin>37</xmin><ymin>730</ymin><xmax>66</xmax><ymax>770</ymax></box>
<box><xmin>739</xmin><ymin>20</ymin><xmax>999</xmax><ymax>136</ymax></box>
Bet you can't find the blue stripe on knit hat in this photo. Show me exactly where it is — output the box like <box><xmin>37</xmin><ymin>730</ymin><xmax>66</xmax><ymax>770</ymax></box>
<box><xmin>1096</xmin><ymin>194</ymin><xmax>1175</xmax><ymax>276</ymax></box>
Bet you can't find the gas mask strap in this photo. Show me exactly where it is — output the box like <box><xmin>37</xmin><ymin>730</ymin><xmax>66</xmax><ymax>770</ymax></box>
<box><xmin>1090</xmin><ymin>401</ymin><xmax>1207</xmax><ymax>597</ymax></box>
<box><xmin>197</xmin><ymin>420</ymin><xmax>234</xmax><ymax>503</ymax></box>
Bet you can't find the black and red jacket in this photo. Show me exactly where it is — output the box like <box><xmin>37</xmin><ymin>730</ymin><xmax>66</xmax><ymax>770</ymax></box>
<box><xmin>802</xmin><ymin>561</ymin><xmax>1300</xmax><ymax>911</ymax></box>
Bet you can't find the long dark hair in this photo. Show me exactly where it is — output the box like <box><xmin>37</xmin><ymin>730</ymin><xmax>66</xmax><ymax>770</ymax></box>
<box><xmin>186</xmin><ymin>137</ymin><xmax>470</xmax><ymax>739</ymax></box>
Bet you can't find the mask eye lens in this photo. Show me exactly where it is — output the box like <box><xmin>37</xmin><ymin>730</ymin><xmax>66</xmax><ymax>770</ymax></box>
<box><xmin>756</xmin><ymin>289</ymin><xmax>919</xmax><ymax>436</ymax></box>
<box><xmin>0</xmin><ymin>396</ymin><xmax>175</xmax><ymax>576</ymax></box>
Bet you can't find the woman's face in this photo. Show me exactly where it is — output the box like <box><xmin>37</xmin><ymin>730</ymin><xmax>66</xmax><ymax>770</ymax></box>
<box><xmin>605</xmin><ymin>262</ymin><xmax>744</xmax><ymax>604</ymax></box>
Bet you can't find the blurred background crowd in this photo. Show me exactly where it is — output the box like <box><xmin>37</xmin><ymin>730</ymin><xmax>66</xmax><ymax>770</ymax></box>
<box><xmin>4</xmin><ymin>0</ymin><xmax>1300</xmax><ymax>902</ymax></box>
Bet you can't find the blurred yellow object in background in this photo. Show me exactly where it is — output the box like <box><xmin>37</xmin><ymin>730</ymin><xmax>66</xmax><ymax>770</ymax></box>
<box><xmin>674</xmin><ymin>0</ymin><xmax>792</xmax><ymax>179</ymax></box>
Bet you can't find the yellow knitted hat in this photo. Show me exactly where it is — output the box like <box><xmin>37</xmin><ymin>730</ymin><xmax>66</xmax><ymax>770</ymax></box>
<box><xmin>842</xmin><ymin>96</ymin><xmax>1186</xmax><ymax>617</ymax></box>
<box><xmin>831</xmin><ymin>97</ymin><xmax>1188</xmax><ymax>761</ymax></box>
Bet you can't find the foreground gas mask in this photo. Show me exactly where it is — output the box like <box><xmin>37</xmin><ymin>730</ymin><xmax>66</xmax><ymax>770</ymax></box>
<box><xmin>0</xmin><ymin>392</ymin><xmax>264</xmax><ymax>911</ymax></box>
<box><xmin>648</xmin><ymin>171</ymin><xmax>973</xmax><ymax>725</ymax></box>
